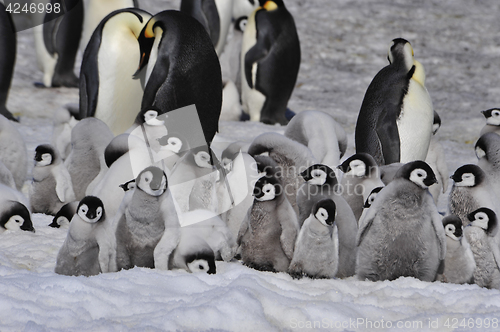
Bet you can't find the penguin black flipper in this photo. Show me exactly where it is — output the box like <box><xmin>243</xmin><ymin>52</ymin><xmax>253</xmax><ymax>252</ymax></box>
<box><xmin>244</xmin><ymin>38</ymin><xmax>269</xmax><ymax>89</ymax></box>
<box><xmin>376</xmin><ymin>107</ymin><xmax>401</xmax><ymax>165</ymax></box>
<box><xmin>0</xmin><ymin>4</ymin><xmax>17</xmax><ymax>122</ymax></box>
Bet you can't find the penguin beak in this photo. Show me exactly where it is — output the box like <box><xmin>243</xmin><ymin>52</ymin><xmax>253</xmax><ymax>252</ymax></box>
<box><xmin>481</xmin><ymin>110</ymin><xmax>488</xmax><ymax>118</ymax></box>
<box><xmin>21</xmin><ymin>222</ymin><xmax>35</xmax><ymax>233</ymax></box>
<box><xmin>134</xmin><ymin>23</ymin><xmax>156</xmax><ymax>78</ymax></box>
<box><xmin>424</xmin><ymin>176</ymin><xmax>438</xmax><ymax>187</ymax></box>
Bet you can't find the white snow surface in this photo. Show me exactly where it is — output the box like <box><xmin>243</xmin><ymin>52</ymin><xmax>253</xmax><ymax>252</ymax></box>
<box><xmin>2</xmin><ymin>0</ymin><xmax>500</xmax><ymax>331</ymax></box>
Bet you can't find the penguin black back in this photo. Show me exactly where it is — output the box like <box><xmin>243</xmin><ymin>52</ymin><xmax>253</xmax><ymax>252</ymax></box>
<box><xmin>180</xmin><ymin>0</ymin><xmax>220</xmax><ymax>47</ymax></box>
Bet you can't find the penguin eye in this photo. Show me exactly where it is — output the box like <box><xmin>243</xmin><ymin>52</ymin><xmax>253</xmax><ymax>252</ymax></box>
<box><xmin>493</xmin><ymin>111</ymin><xmax>500</xmax><ymax>117</ymax></box>
<box><xmin>199</xmin><ymin>264</ymin><xmax>204</xmax><ymax>270</ymax></box>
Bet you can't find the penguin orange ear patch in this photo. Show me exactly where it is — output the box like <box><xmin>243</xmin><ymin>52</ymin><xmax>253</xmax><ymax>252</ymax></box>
<box><xmin>264</xmin><ymin>1</ymin><xmax>278</xmax><ymax>11</ymax></box>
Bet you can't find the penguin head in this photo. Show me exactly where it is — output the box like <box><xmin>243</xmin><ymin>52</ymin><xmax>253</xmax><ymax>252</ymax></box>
<box><xmin>34</xmin><ymin>144</ymin><xmax>56</xmax><ymax>166</ymax></box>
<box><xmin>467</xmin><ymin>207</ymin><xmax>498</xmax><ymax>237</ymax></box>
<box><xmin>253</xmin><ymin>176</ymin><xmax>281</xmax><ymax>201</ymax></box>
<box><xmin>135</xmin><ymin>16</ymin><xmax>160</xmax><ymax>76</ymax></box>
<box><xmin>312</xmin><ymin>198</ymin><xmax>336</xmax><ymax>227</ymax></box>
<box><xmin>396</xmin><ymin>161</ymin><xmax>437</xmax><ymax>189</ymax></box>
<box><xmin>186</xmin><ymin>254</ymin><xmax>216</xmax><ymax>275</ymax></box>
<box><xmin>77</xmin><ymin>196</ymin><xmax>105</xmax><ymax>224</ymax></box>
<box><xmin>432</xmin><ymin>111</ymin><xmax>442</xmax><ymax>135</ymax></box>
<box><xmin>234</xmin><ymin>16</ymin><xmax>248</xmax><ymax>32</ymax></box>
<box><xmin>119</xmin><ymin>179</ymin><xmax>136</xmax><ymax>192</ymax></box>
<box><xmin>0</xmin><ymin>201</ymin><xmax>34</xmax><ymax>233</ymax></box>
<box><xmin>258</xmin><ymin>0</ymin><xmax>283</xmax><ymax>11</ymax></box>
<box><xmin>475</xmin><ymin>132</ymin><xmax>500</xmax><ymax>161</ymax></box>
<box><xmin>193</xmin><ymin>148</ymin><xmax>213</xmax><ymax>169</ymax></box>
<box><xmin>442</xmin><ymin>215</ymin><xmax>463</xmax><ymax>241</ymax></box>
<box><xmin>387</xmin><ymin>38</ymin><xmax>414</xmax><ymax>72</ymax></box>
<box><xmin>300</xmin><ymin>164</ymin><xmax>337</xmax><ymax>186</ymax></box>
<box><xmin>338</xmin><ymin>153</ymin><xmax>377</xmax><ymax>177</ymax></box>
<box><xmin>450</xmin><ymin>164</ymin><xmax>484</xmax><ymax>187</ymax></box>
<box><xmin>157</xmin><ymin>134</ymin><xmax>183</xmax><ymax>154</ymax></box>
<box><xmin>49</xmin><ymin>202</ymin><xmax>77</xmax><ymax>228</ymax></box>
<box><xmin>363</xmin><ymin>186</ymin><xmax>384</xmax><ymax>208</ymax></box>
<box><xmin>136</xmin><ymin>166</ymin><xmax>168</xmax><ymax>196</ymax></box>
<box><xmin>482</xmin><ymin>108</ymin><xmax>500</xmax><ymax>126</ymax></box>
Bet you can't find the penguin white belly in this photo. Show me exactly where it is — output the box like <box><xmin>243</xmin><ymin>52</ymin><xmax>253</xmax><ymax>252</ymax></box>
<box><xmin>145</xmin><ymin>29</ymin><xmax>162</xmax><ymax>85</ymax></box>
<box><xmin>95</xmin><ymin>28</ymin><xmax>143</xmax><ymax>136</ymax></box>
<box><xmin>397</xmin><ymin>79</ymin><xmax>433</xmax><ymax>163</ymax></box>
<box><xmin>33</xmin><ymin>22</ymin><xmax>58</xmax><ymax>87</ymax></box>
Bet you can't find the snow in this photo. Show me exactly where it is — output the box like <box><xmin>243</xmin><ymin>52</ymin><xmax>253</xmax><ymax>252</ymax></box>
<box><xmin>2</xmin><ymin>0</ymin><xmax>500</xmax><ymax>331</ymax></box>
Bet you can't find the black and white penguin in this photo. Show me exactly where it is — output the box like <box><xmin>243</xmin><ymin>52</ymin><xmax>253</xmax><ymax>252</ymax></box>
<box><xmin>79</xmin><ymin>8</ymin><xmax>151</xmax><ymax>136</ymax></box>
<box><xmin>436</xmin><ymin>215</ymin><xmax>475</xmax><ymax>284</ymax></box>
<box><xmin>448</xmin><ymin>164</ymin><xmax>499</xmax><ymax>227</ymax></box>
<box><xmin>168</xmin><ymin>231</ymin><xmax>216</xmax><ymax>274</ymax></box>
<box><xmin>355</xmin><ymin>38</ymin><xmax>433</xmax><ymax>165</ymax></box>
<box><xmin>0</xmin><ymin>3</ymin><xmax>17</xmax><ymax>121</ymax></box>
<box><xmin>480</xmin><ymin>108</ymin><xmax>500</xmax><ymax>136</ymax></box>
<box><xmin>0</xmin><ymin>201</ymin><xmax>34</xmax><ymax>234</ymax></box>
<box><xmin>356</xmin><ymin>161</ymin><xmax>446</xmax><ymax>282</ymax></box>
<box><xmin>34</xmin><ymin>0</ymin><xmax>83</xmax><ymax>87</ymax></box>
<box><xmin>284</xmin><ymin>110</ymin><xmax>348</xmax><ymax>170</ymax></box>
<box><xmin>0</xmin><ymin>114</ymin><xmax>27</xmax><ymax>190</ymax></box>
<box><xmin>240</xmin><ymin>0</ymin><xmax>300</xmax><ymax>125</ymax></box>
<box><xmin>475</xmin><ymin>132</ymin><xmax>500</xmax><ymax>199</ymax></box>
<box><xmin>237</xmin><ymin>174</ymin><xmax>299</xmax><ymax>272</ymax></box>
<box><xmin>135</xmin><ymin>10</ymin><xmax>222</xmax><ymax>146</ymax></box>
<box><xmin>464</xmin><ymin>208</ymin><xmax>500</xmax><ymax>289</ymax></box>
<box><xmin>289</xmin><ymin>198</ymin><xmax>339</xmax><ymax>279</ymax></box>
<box><xmin>49</xmin><ymin>201</ymin><xmax>79</xmax><ymax>228</ymax></box>
<box><xmin>30</xmin><ymin>144</ymin><xmax>76</xmax><ymax>216</ymax></box>
<box><xmin>54</xmin><ymin>196</ymin><xmax>113</xmax><ymax>276</ymax></box>
<box><xmin>115</xmin><ymin>166</ymin><xmax>181</xmax><ymax>270</ymax></box>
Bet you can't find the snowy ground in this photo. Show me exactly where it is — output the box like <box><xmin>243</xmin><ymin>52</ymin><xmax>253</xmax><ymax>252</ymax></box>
<box><xmin>2</xmin><ymin>0</ymin><xmax>500</xmax><ymax>331</ymax></box>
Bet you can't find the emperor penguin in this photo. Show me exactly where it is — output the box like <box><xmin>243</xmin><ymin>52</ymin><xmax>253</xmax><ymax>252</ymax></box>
<box><xmin>79</xmin><ymin>8</ymin><xmax>152</xmax><ymax>136</ymax></box>
<box><xmin>0</xmin><ymin>3</ymin><xmax>17</xmax><ymax>121</ymax></box>
<box><xmin>168</xmin><ymin>231</ymin><xmax>216</xmax><ymax>274</ymax></box>
<box><xmin>480</xmin><ymin>108</ymin><xmax>500</xmax><ymax>136</ymax></box>
<box><xmin>284</xmin><ymin>110</ymin><xmax>348</xmax><ymax>169</ymax></box>
<box><xmin>425</xmin><ymin>111</ymin><xmax>449</xmax><ymax>204</ymax></box>
<box><xmin>64</xmin><ymin>118</ymin><xmax>114</xmax><ymax>200</ymax></box>
<box><xmin>34</xmin><ymin>0</ymin><xmax>83</xmax><ymax>87</ymax></box>
<box><xmin>356</xmin><ymin>161</ymin><xmax>447</xmax><ymax>282</ymax></box>
<box><xmin>55</xmin><ymin>196</ymin><xmax>114</xmax><ymax>276</ymax></box>
<box><xmin>135</xmin><ymin>10</ymin><xmax>222</xmax><ymax>146</ymax></box>
<box><xmin>355</xmin><ymin>38</ymin><xmax>434</xmax><ymax>165</ymax></box>
<box><xmin>115</xmin><ymin>166</ymin><xmax>181</xmax><ymax>270</ymax></box>
<box><xmin>49</xmin><ymin>201</ymin><xmax>79</xmax><ymax>228</ymax></box>
<box><xmin>464</xmin><ymin>208</ymin><xmax>500</xmax><ymax>289</ymax></box>
<box><xmin>337</xmin><ymin>153</ymin><xmax>385</xmax><ymax>222</ymax></box>
<box><xmin>0</xmin><ymin>114</ymin><xmax>28</xmax><ymax>190</ymax></box>
<box><xmin>240</xmin><ymin>0</ymin><xmax>300</xmax><ymax>125</ymax></box>
<box><xmin>248</xmin><ymin>132</ymin><xmax>318</xmax><ymax>215</ymax></box>
<box><xmin>29</xmin><ymin>144</ymin><xmax>76</xmax><ymax>215</ymax></box>
<box><xmin>180</xmin><ymin>0</ymin><xmax>233</xmax><ymax>55</ymax></box>
<box><xmin>0</xmin><ymin>200</ymin><xmax>34</xmax><ymax>234</ymax></box>
<box><xmin>448</xmin><ymin>164</ymin><xmax>499</xmax><ymax>227</ymax></box>
<box><xmin>237</xmin><ymin>174</ymin><xmax>299</xmax><ymax>272</ymax></box>
<box><xmin>475</xmin><ymin>132</ymin><xmax>500</xmax><ymax>199</ymax></box>
<box><xmin>289</xmin><ymin>198</ymin><xmax>339</xmax><ymax>279</ymax></box>
<box><xmin>80</xmin><ymin>0</ymin><xmax>139</xmax><ymax>50</ymax></box>
<box><xmin>436</xmin><ymin>215</ymin><xmax>475</xmax><ymax>284</ymax></box>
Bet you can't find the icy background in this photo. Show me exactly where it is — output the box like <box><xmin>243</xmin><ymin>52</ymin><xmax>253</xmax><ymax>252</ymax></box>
<box><xmin>2</xmin><ymin>0</ymin><xmax>500</xmax><ymax>331</ymax></box>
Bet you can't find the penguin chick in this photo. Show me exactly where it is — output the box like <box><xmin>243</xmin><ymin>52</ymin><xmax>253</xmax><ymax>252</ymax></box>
<box><xmin>30</xmin><ymin>144</ymin><xmax>76</xmax><ymax>215</ymax></box>
<box><xmin>115</xmin><ymin>166</ymin><xmax>180</xmax><ymax>270</ymax></box>
<box><xmin>54</xmin><ymin>196</ymin><xmax>108</xmax><ymax>276</ymax></box>
<box><xmin>464</xmin><ymin>208</ymin><xmax>500</xmax><ymax>289</ymax></box>
<box><xmin>436</xmin><ymin>215</ymin><xmax>476</xmax><ymax>284</ymax></box>
<box><xmin>237</xmin><ymin>175</ymin><xmax>299</xmax><ymax>272</ymax></box>
<box><xmin>338</xmin><ymin>153</ymin><xmax>385</xmax><ymax>221</ymax></box>
<box><xmin>0</xmin><ymin>201</ymin><xmax>34</xmax><ymax>234</ymax></box>
<box><xmin>480</xmin><ymin>108</ymin><xmax>500</xmax><ymax>137</ymax></box>
<box><xmin>289</xmin><ymin>198</ymin><xmax>339</xmax><ymax>279</ymax></box>
<box><xmin>356</xmin><ymin>160</ymin><xmax>446</xmax><ymax>282</ymax></box>
<box><xmin>168</xmin><ymin>231</ymin><xmax>216</xmax><ymax>274</ymax></box>
<box><xmin>475</xmin><ymin>132</ymin><xmax>500</xmax><ymax>200</ymax></box>
<box><xmin>448</xmin><ymin>164</ymin><xmax>499</xmax><ymax>227</ymax></box>
<box><xmin>49</xmin><ymin>201</ymin><xmax>79</xmax><ymax>228</ymax></box>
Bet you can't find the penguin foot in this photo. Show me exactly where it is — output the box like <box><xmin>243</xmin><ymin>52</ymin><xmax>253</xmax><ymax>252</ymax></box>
<box><xmin>33</xmin><ymin>82</ymin><xmax>48</xmax><ymax>89</ymax></box>
<box><xmin>51</xmin><ymin>73</ymin><xmax>79</xmax><ymax>88</ymax></box>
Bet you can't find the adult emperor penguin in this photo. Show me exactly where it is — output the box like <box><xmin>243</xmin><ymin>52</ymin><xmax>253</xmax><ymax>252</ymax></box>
<box><xmin>79</xmin><ymin>8</ymin><xmax>152</xmax><ymax>136</ymax></box>
<box><xmin>180</xmin><ymin>0</ymin><xmax>233</xmax><ymax>55</ymax></box>
<box><xmin>34</xmin><ymin>0</ymin><xmax>83</xmax><ymax>87</ymax></box>
<box><xmin>0</xmin><ymin>3</ymin><xmax>17</xmax><ymax>121</ymax></box>
<box><xmin>355</xmin><ymin>38</ymin><xmax>434</xmax><ymax>165</ymax></box>
<box><xmin>0</xmin><ymin>114</ymin><xmax>27</xmax><ymax>190</ymax></box>
<box><xmin>237</xmin><ymin>175</ymin><xmax>299</xmax><ymax>272</ymax></box>
<box><xmin>64</xmin><ymin>118</ymin><xmax>114</xmax><ymax>200</ymax></box>
<box><xmin>448</xmin><ymin>164</ymin><xmax>499</xmax><ymax>227</ymax></box>
<box><xmin>55</xmin><ymin>196</ymin><xmax>114</xmax><ymax>276</ymax></box>
<box><xmin>80</xmin><ymin>0</ymin><xmax>139</xmax><ymax>50</ymax></box>
<box><xmin>356</xmin><ymin>161</ymin><xmax>446</xmax><ymax>282</ymax></box>
<box><xmin>426</xmin><ymin>111</ymin><xmax>449</xmax><ymax>204</ymax></box>
<box><xmin>240</xmin><ymin>0</ymin><xmax>300</xmax><ymax>125</ymax></box>
<box><xmin>135</xmin><ymin>10</ymin><xmax>222</xmax><ymax>146</ymax></box>
<box><xmin>0</xmin><ymin>200</ymin><xmax>34</xmax><ymax>234</ymax></box>
<box><xmin>475</xmin><ymin>132</ymin><xmax>500</xmax><ymax>199</ymax></box>
<box><xmin>464</xmin><ymin>208</ymin><xmax>500</xmax><ymax>289</ymax></box>
<box><xmin>115</xmin><ymin>166</ymin><xmax>181</xmax><ymax>270</ymax></box>
<box><xmin>29</xmin><ymin>144</ymin><xmax>76</xmax><ymax>215</ymax></box>
<box><xmin>285</xmin><ymin>110</ymin><xmax>348</xmax><ymax>170</ymax></box>
<box><xmin>436</xmin><ymin>215</ymin><xmax>475</xmax><ymax>284</ymax></box>
<box><xmin>289</xmin><ymin>198</ymin><xmax>339</xmax><ymax>279</ymax></box>
<box><xmin>480</xmin><ymin>108</ymin><xmax>500</xmax><ymax>136</ymax></box>
<box><xmin>337</xmin><ymin>153</ymin><xmax>385</xmax><ymax>221</ymax></box>
<box><xmin>168</xmin><ymin>231</ymin><xmax>216</xmax><ymax>274</ymax></box>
